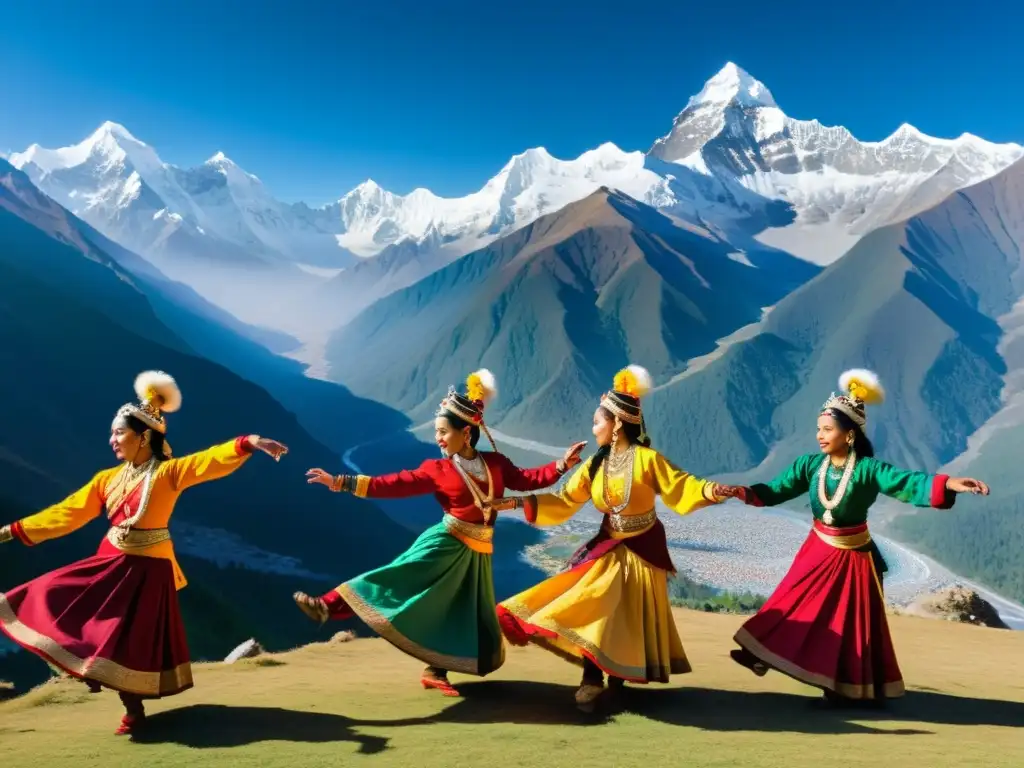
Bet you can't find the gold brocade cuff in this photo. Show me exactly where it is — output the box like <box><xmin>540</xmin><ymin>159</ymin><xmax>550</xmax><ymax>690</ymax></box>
<box><xmin>354</xmin><ymin>475</ymin><xmax>370</xmax><ymax>498</ymax></box>
<box><xmin>0</xmin><ymin>524</ymin><xmax>12</xmax><ymax>544</ymax></box>
<box><xmin>702</xmin><ymin>482</ymin><xmax>725</xmax><ymax>503</ymax></box>
<box><xmin>333</xmin><ymin>475</ymin><xmax>369</xmax><ymax>496</ymax></box>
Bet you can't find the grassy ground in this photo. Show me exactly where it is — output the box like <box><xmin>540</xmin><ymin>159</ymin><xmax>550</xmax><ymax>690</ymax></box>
<box><xmin>1</xmin><ymin>609</ymin><xmax>1021</xmax><ymax>768</ymax></box>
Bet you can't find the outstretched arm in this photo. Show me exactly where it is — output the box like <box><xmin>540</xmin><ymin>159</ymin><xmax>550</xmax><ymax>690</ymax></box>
<box><xmin>307</xmin><ymin>460</ymin><xmax>438</xmax><ymax>499</ymax></box>
<box><xmin>505</xmin><ymin>459</ymin><xmax>593</xmax><ymax>526</ymax></box>
<box><xmin>495</xmin><ymin>442</ymin><xmax>587</xmax><ymax>493</ymax></box>
<box><xmin>869</xmin><ymin>459</ymin><xmax>988</xmax><ymax>509</ymax></box>
<box><xmin>1</xmin><ymin>469</ymin><xmax>114</xmax><ymax>546</ymax></box>
<box><xmin>744</xmin><ymin>455</ymin><xmax>815</xmax><ymax>507</ymax></box>
<box><xmin>165</xmin><ymin>436</ymin><xmax>258</xmax><ymax>492</ymax></box>
<box><xmin>650</xmin><ymin>451</ymin><xmax>727</xmax><ymax>517</ymax></box>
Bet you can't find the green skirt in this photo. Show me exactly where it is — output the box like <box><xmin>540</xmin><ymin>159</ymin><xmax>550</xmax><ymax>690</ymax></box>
<box><xmin>336</xmin><ymin>521</ymin><xmax>504</xmax><ymax>676</ymax></box>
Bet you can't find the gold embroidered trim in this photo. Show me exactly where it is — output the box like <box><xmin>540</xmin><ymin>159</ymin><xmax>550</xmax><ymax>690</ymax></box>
<box><xmin>441</xmin><ymin>396</ymin><xmax>481</xmax><ymax>424</ymax></box>
<box><xmin>335</xmin><ymin>584</ymin><xmax>504</xmax><ymax>675</ymax></box>
<box><xmin>607</xmin><ymin>508</ymin><xmax>656</xmax><ymax>534</ymax></box>
<box><xmin>814</xmin><ymin>526</ymin><xmax>872</xmax><ymax>550</ymax></box>
<box><xmin>0</xmin><ymin>525</ymin><xmax>11</xmax><ymax>544</ymax></box>
<box><xmin>104</xmin><ymin>461</ymin><xmax>152</xmax><ymax>519</ymax></box>
<box><xmin>105</xmin><ymin>527</ymin><xmax>171</xmax><ymax>551</ymax></box>
<box><xmin>734</xmin><ymin>626</ymin><xmax>904</xmax><ymax>699</ymax></box>
<box><xmin>443</xmin><ymin>514</ymin><xmax>494</xmax><ymax>543</ymax></box>
<box><xmin>0</xmin><ymin>594</ymin><xmax>193</xmax><ymax>696</ymax></box>
<box><xmin>105</xmin><ymin>462</ymin><xmax>158</xmax><ymax>553</ymax></box>
<box><xmin>354</xmin><ymin>475</ymin><xmax>371</xmax><ymax>498</ymax></box>
<box><xmin>733</xmin><ymin>556</ymin><xmax>902</xmax><ymax>699</ymax></box>
<box><xmin>500</xmin><ymin>598</ymin><xmax>688</xmax><ymax>682</ymax></box>
<box><xmin>450</xmin><ymin>456</ymin><xmax>496</xmax><ymax>522</ymax></box>
<box><xmin>599</xmin><ymin>395</ymin><xmax>642</xmax><ymax>424</ymax></box>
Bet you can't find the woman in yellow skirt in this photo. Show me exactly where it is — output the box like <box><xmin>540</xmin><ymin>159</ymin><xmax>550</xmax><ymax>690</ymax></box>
<box><xmin>493</xmin><ymin>365</ymin><xmax>742</xmax><ymax>711</ymax></box>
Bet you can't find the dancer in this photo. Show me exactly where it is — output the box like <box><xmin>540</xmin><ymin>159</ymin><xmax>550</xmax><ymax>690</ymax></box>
<box><xmin>494</xmin><ymin>365</ymin><xmax>742</xmax><ymax>712</ymax></box>
<box><xmin>0</xmin><ymin>371</ymin><xmax>288</xmax><ymax>734</ymax></box>
<box><xmin>294</xmin><ymin>369</ymin><xmax>586</xmax><ymax>696</ymax></box>
<box><xmin>730</xmin><ymin>369</ymin><xmax>990</xmax><ymax>706</ymax></box>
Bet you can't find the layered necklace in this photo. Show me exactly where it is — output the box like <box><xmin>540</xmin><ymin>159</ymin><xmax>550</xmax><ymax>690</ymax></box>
<box><xmin>602</xmin><ymin>443</ymin><xmax>635</xmax><ymax>515</ymax></box>
<box><xmin>816</xmin><ymin>450</ymin><xmax>856</xmax><ymax>526</ymax></box>
<box><xmin>453</xmin><ymin>451</ymin><xmax>488</xmax><ymax>482</ymax></box>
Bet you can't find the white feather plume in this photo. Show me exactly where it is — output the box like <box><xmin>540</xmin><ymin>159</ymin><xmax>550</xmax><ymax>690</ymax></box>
<box><xmin>626</xmin><ymin>364</ymin><xmax>653</xmax><ymax>398</ymax></box>
<box><xmin>134</xmin><ymin>370</ymin><xmax>182</xmax><ymax>413</ymax></box>
<box><xmin>838</xmin><ymin>368</ymin><xmax>885</xmax><ymax>405</ymax></box>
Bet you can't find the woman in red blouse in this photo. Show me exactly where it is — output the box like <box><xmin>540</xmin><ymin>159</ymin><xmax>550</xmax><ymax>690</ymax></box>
<box><xmin>294</xmin><ymin>369</ymin><xmax>585</xmax><ymax>696</ymax></box>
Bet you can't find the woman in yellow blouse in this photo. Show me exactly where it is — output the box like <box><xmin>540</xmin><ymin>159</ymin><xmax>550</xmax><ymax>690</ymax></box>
<box><xmin>0</xmin><ymin>371</ymin><xmax>287</xmax><ymax>736</ymax></box>
<box><xmin>494</xmin><ymin>365</ymin><xmax>741</xmax><ymax>712</ymax></box>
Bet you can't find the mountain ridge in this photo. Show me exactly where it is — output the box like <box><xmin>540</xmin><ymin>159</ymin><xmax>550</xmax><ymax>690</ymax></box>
<box><xmin>323</xmin><ymin>187</ymin><xmax>817</xmax><ymax>444</ymax></box>
<box><xmin>13</xmin><ymin>63</ymin><xmax>1020</xmax><ymax>316</ymax></box>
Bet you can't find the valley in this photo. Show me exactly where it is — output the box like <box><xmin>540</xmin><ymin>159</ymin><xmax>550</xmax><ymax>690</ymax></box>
<box><xmin>3</xmin><ymin>58</ymin><xmax>1024</xmax><ymax>677</ymax></box>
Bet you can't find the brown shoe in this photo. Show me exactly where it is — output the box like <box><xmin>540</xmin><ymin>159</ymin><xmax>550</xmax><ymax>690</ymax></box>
<box><xmin>575</xmin><ymin>682</ymin><xmax>605</xmax><ymax>713</ymax></box>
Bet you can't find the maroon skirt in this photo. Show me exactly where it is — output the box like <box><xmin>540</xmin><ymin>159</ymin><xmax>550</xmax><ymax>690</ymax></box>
<box><xmin>733</xmin><ymin>520</ymin><xmax>904</xmax><ymax>700</ymax></box>
<box><xmin>0</xmin><ymin>552</ymin><xmax>192</xmax><ymax>698</ymax></box>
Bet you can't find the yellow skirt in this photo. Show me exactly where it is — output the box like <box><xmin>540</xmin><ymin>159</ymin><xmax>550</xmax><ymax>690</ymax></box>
<box><xmin>497</xmin><ymin>545</ymin><xmax>690</xmax><ymax>682</ymax></box>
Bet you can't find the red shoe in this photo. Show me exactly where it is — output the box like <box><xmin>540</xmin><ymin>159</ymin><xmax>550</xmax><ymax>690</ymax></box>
<box><xmin>420</xmin><ymin>675</ymin><xmax>460</xmax><ymax>697</ymax></box>
<box><xmin>115</xmin><ymin>713</ymin><xmax>146</xmax><ymax>736</ymax></box>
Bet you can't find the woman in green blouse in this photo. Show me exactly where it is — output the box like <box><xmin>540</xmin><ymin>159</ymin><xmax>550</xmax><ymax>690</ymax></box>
<box><xmin>731</xmin><ymin>369</ymin><xmax>989</xmax><ymax>707</ymax></box>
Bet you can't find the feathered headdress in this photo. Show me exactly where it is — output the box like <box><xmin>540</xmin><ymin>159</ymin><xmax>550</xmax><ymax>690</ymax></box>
<box><xmin>601</xmin><ymin>364</ymin><xmax>652</xmax><ymax>425</ymax></box>
<box><xmin>438</xmin><ymin>369</ymin><xmax>499</xmax><ymax>450</ymax></box>
<box><xmin>113</xmin><ymin>370</ymin><xmax>181</xmax><ymax>458</ymax></box>
<box><xmin>822</xmin><ymin>368</ymin><xmax>884</xmax><ymax>428</ymax></box>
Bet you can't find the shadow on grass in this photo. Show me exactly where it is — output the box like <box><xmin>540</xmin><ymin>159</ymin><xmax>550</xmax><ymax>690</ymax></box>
<box><xmin>451</xmin><ymin>681</ymin><xmax>1024</xmax><ymax>735</ymax></box>
<box><xmin>130</xmin><ymin>705</ymin><xmax>396</xmax><ymax>753</ymax></box>
<box><xmin>130</xmin><ymin>681</ymin><xmax>607</xmax><ymax>749</ymax></box>
<box><xmin>127</xmin><ymin>680</ymin><xmax>1024</xmax><ymax>748</ymax></box>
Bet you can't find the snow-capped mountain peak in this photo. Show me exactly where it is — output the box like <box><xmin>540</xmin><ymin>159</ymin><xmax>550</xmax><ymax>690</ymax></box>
<box><xmin>647</xmin><ymin>65</ymin><xmax>1023</xmax><ymax>264</ymax></box>
<box><xmin>10</xmin><ymin>119</ymin><xmax>158</xmax><ymax>177</ymax></box>
<box><xmin>687</xmin><ymin>62</ymin><xmax>778</xmax><ymax>110</ymax></box>
<box><xmin>13</xmin><ymin>61</ymin><xmax>1024</xmax><ymax>310</ymax></box>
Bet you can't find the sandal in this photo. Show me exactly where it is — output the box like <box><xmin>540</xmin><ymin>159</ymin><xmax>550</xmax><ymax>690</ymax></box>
<box><xmin>420</xmin><ymin>670</ymin><xmax>460</xmax><ymax>697</ymax></box>
<box><xmin>114</xmin><ymin>713</ymin><xmax>145</xmax><ymax>736</ymax></box>
<box><xmin>293</xmin><ymin>592</ymin><xmax>329</xmax><ymax>625</ymax></box>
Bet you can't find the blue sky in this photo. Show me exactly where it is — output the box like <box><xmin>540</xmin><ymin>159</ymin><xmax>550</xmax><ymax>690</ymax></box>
<box><xmin>1</xmin><ymin>0</ymin><xmax>1020</xmax><ymax>204</ymax></box>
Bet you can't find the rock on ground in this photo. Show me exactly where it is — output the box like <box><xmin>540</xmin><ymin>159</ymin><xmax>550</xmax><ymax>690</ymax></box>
<box><xmin>224</xmin><ymin>638</ymin><xmax>265</xmax><ymax>663</ymax></box>
<box><xmin>906</xmin><ymin>585</ymin><xmax>1009</xmax><ymax>628</ymax></box>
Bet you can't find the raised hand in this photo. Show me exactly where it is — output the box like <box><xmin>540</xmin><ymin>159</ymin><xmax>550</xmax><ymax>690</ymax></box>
<box><xmin>306</xmin><ymin>468</ymin><xmax>338</xmax><ymax>490</ymax></box>
<box><xmin>946</xmin><ymin>477</ymin><xmax>990</xmax><ymax>496</ymax></box>
<box><xmin>559</xmin><ymin>441</ymin><xmax>588</xmax><ymax>472</ymax></box>
<box><xmin>249</xmin><ymin>435</ymin><xmax>289</xmax><ymax>461</ymax></box>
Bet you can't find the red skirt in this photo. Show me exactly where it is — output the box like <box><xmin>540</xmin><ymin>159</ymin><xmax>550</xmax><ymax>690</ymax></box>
<box><xmin>0</xmin><ymin>553</ymin><xmax>192</xmax><ymax>698</ymax></box>
<box><xmin>733</xmin><ymin>521</ymin><xmax>904</xmax><ymax>700</ymax></box>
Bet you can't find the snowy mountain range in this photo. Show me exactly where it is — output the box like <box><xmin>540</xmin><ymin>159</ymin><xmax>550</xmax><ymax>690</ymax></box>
<box><xmin>11</xmin><ymin>62</ymin><xmax>1021</xmax><ymax>326</ymax></box>
<box><xmin>652</xmin><ymin>63</ymin><xmax>1023</xmax><ymax>263</ymax></box>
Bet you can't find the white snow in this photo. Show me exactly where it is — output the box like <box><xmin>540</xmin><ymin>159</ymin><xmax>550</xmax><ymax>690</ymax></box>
<box><xmin>9</xmin><ymin>61</ymin><xmax>1023</xmax><ymax>319</ymax></box>
<box><xmin>687</xmin><ymin>62</ymin><xmax>778</xmax><ymax>110</ymax></box>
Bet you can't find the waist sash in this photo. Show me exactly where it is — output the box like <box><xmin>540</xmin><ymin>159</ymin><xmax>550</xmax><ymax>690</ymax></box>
<box><xmin>813</xmin><ymin>520</ymin><xmax>871</xmax><ymax>550</ymax></box>
<box><xmin>606</xmin><ymin>508</ymin><xmax>657</xmax><ymax>539</ymax></box>
<box><xmin>443</xmin><ymin>514</ymin><xmax>494</xmax><ymax>554</ymax></box>
<box><xmin>106</xmin><ymin>526</ymin><xmax>171</xmax><ymax>552</ymax></box>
